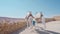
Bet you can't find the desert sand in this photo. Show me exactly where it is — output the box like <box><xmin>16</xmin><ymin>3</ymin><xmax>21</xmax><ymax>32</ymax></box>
<box><xmin>12</xmin><ymin>21</ymin><xmax>60</xmax><ymax>34</ymax></box>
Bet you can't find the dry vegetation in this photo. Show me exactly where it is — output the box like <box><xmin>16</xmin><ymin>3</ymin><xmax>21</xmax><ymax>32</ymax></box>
<box><xmin>0</xmin><ymin>21</ymin><xmax>26</xmax><ymax>34</ymax></box>
<box><xmin>54</xmin><ymin>16</ymin><xmax>60</xmax><ymax>21</ymax></box>
<box><xmin>45</xmin><ymin>18</ymin><xmax>55</xmax><ymax>22</ymax></box>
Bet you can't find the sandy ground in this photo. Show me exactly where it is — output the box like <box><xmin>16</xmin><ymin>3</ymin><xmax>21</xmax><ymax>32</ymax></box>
<box><xmin>12</xmin><ymin>21</ymin><xmax>60</xmax><ymax>34</ymax></box>
<box><xmin>46</xmin><ymin>21</ymin><xmax>60</xmax><ymax>33</ymax></box>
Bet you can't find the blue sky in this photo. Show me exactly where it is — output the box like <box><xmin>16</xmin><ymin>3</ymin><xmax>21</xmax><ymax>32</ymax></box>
<box><xmin>0</xmin><ymin>0</ymin><xmax>60</xmax><ymax>18</ymax></box>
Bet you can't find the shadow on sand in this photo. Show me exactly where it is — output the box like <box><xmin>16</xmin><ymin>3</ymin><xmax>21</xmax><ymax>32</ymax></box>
<box><xmin>35</xmin><ymin>27</ymin><xmax>60</xmax><ymax>34</ymax></box>
<box><xmin>11</xmin><ymin>25</ymin><xmax>27</xmax><ymax>34</ymax></box>
<box><xmin>11</xmin><ymin>26</ymin><xmax>60</xmax><ymax>34</ymax></box>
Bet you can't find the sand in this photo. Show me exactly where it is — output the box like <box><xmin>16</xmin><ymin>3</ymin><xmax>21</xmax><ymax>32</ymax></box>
<box><xmin>12</xmin><ymin>21</ymin><xmax>60</xmax><ymax>34</ymax></box>
<box><xmin>46</xmin><ymin>21</ymin><xmax>60</xmax><ymax>33</ymax></box>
